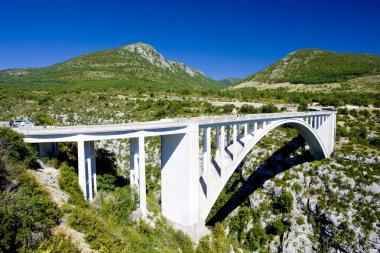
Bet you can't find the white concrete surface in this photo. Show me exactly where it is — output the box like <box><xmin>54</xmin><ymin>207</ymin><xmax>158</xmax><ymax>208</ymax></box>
<box><xmin>17</xmin><ymin>111</ymin><xmax>335</xmax><ymax>242</ymax></box>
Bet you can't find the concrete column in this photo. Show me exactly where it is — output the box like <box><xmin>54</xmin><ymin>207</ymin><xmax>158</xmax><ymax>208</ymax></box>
<box><xmin>161</xmin><ymin>124</ymin><xmax>201</xmax><ymax>240</ymax></box>
<box><xmin>226</xmin><ymin>126</ymin><xmax>231</xmax><ymax>145</ymax></box>
<box><xmin>203</xmin><ymin>127</ymin><xmax>211</xmax><ymax>174</ymax></box>
<box><xmin>91</xmin><ymin>141</ymin><xmax>97</xmax><ymax>194</ymax></box>
<box><xmin>254</xmin><ymin>121</ymin><xmax>258</xmax><ymax>133</ymax></box>
<box><xmin>244</xmin><ymin>123</ymin><xmax>248</xmax><ymax>138</ymax></box>
<box><xmin>77</xmin><ymin>140</ymin><xmax>96</xmax><ymax>201</ymax></box>
<box><xmin>313</xmin><ymin>116</ymin><xmax>317</xmax><ymax>129</ymax></box>
<box><xmin>129</xmin><ymin>137</ymin><xmax>147</xmax><ymax>217</ymax></box>
<box><xmin>215</xmin><ymin>127</ymin><xmax>220</xmax><ymax>159</ymax></box>
<box><xmin>138</xmin><ymin>136</ymin><xmax>146</xmax><ymax>217</ymax></box>
<box><xmin>232</xmin><ymin>124</ymin><xmax>237</xmax><ymax>159</ymax></box>
<box><xmin>263</xmin><ymin>120</ymin><xmax>267</xmax><ymax>129</ymax></box>
<box><xmin>219</xmin><ymin>126</ymin><xmax>225</xmax><ymax>168</ymax></box>
<box><xmin>130</xmin><ymin>138</ymin><xmax>139</xmax><ymax>187</ymax></box>
<box><xmin>305</xmin><ymin>117</ymin><xmax>309</xmax><ymax>124</ymax></box>
<box><xmin>77</xmin><ymin>140</ymin><xmax>87</xmax><ymax>200</ymax></box>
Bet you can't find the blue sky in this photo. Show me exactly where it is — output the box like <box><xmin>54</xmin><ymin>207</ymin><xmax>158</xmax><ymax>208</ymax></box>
<box><xmin>1</xmin><ymin>0</ymin><xmax>379</xmax><ymax>79</ymax></box>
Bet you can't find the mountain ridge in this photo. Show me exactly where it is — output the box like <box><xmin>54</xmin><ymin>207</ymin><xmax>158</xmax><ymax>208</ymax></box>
<box><xmin>0</xmin><ymin>42</ymin><xmax>225</xmax><ymax>91</ymax></box>
<box><xmin>240</xmin><ymin>49</ymin><xmax>380</xmax><ymax>85</ymax></box>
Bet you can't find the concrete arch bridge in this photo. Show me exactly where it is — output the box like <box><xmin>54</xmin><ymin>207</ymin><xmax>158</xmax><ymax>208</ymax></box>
<box><xmin>17</xmin><ymin>111</ymin><xmax>336</xmax><ymax>241</ymax></box>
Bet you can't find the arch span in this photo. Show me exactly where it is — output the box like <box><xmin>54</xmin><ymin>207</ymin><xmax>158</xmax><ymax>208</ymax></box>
<box><xmin>200</xmin><ymin>118</ymin><xmax>329</xmax><ymax>221</ymax></box>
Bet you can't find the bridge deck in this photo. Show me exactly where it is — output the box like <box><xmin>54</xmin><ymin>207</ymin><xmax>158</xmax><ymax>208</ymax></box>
<box><xmin>16</xmin><ymin>111</ymin><xmax>333</xmax><ymax>137</ymax></box>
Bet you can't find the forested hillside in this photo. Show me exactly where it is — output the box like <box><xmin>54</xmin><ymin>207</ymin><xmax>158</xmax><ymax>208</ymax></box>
<box><xmin>241</xmin><ymin>49</ymin><xmax>380</xmax><ymax>84</ymax></box>
<box><xmin>0</xmin><ymin>43</ymin><xmax>225</xmax><ymax>92</ymax></box>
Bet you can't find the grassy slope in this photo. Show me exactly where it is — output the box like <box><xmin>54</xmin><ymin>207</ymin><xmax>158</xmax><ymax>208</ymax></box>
<box><xmin>244</xmin><ymin>49</ymin><xmax>380</xmax><ymax>85</ymax></box>
<box><xmin>0</xmin><ymin>44</ymin><xmax>225</xmax><ymax>92</ymax></box>
<box><xmin>218</xmin><ymin>78</ymin><xmax>242</xmax><ymax>86</ymax></box>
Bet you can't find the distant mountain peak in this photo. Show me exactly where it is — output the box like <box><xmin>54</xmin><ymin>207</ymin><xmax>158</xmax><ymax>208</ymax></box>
<box><xmin>122</xmin><ymin>42</ymin><xmax>170</xmax><ymax>69</ymax></box>
<box><xmin>122</xmin><ymin>42</ymin><xmax>204</xmax><ymax>77</ymax></box>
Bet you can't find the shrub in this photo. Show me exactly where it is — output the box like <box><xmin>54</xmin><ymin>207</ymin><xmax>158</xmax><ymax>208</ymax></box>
<box><xmin>298</xmin><ymin>102</ymin><xmax>308</xmax><ymax>112</ymax></box>
<box><xmin>0</xmin><ymin>128</ymin><xmax>37</xmax><ymax>163</ymax></box>
<box><xmin>99</xmin><ymin>186</ymin><xmax>137</xmax><ymax>224</ymax></box>
<box><xmin>338</xmin><ymin>108</ymin><xmax>349</xmax><ymax>115</ymax></box>
<box><xmin>296</xmin><ymin>217</ymin><xmax>305</xmax><ymax>225</ymax></box>
<box><xmin>57</xmin><ymin>162</ymin><xmax>86</xmax><ymax>206</ymax></box>
<box><xmin>336</xmin><ymin>125</ymin><xmax>349</xmax><ymax>138</ymax></box>
<box><xmin>0</xmin><ymin>167</ymin><xmax>60</xmax><ymax>251</ymax></box>
<box><xmin>33</xmin><ymin>112</ymin><xmax>55</xmax><ymax>126</ymax></box>
<box><xmin>222</xmin><ymin>104</ymin><xmax>235</xmax><ymax>113</ymax></box>
<box><xmin>37</xmin><ymin>233</ymin><xmax>81</xmax><ymax>253</ymax></box>
<box><xmin>245</xmin><ymin>223</ymin><xmax>269</xmax><ymax>251</ymax></box>
<box><xmin>239</xmin><ymin>104</ymin><xmax>258</xmax><ymax>114</ymax></box>
<box><xmin>369</xmin><ymin>137</ymin><xmax>380</xmax><ymax>148</ymax></box>
<box><xmin>97</xmin><ymin>173</ymin><xmax>116</xmax><ymax>192</ymax></box>
<box><xmin>261</xmin><ymin>103</ymin><xmax>279</xmax><ymax>113</ymax></box>
<box><xmin>267</xmin><ymin>219</ymin><xmax>286</xmax><ymax>235</ymax></box>
<box><xmin>229</xmin><ymin>206</ymin><xmax>251</xmax><ymax>240</ymax></box>
<box><xmin>274</xmin><ymin>191</ymin><xmax>294</xmax><ymax>214</ymax></box>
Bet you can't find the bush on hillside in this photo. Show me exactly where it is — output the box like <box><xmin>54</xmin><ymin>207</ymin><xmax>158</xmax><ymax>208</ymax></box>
<box><xmin>57</xmin><ymin>162</ymin><xmax>86</xmax><ymax>206</ymax></box>
<box><xmin>0</xmin><ymin>128</ymin><xmax>37</xmax><ymax>164</ymax></box>
<box><xmin>274</xmin><ymin>191</ymin><xmax>294</xmax><ymax>214</ymax></box>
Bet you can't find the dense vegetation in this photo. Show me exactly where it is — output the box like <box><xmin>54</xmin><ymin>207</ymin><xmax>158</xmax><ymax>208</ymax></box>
<box><xmin>0</xmin><ymin>43</ymin><xmax>225</xmax><ymax>92</ymax></box>
<box><xmin>0</xmin><ymin>45</ymin><xmax>379</xmax><ymax>251</ymax></box>
<box><xmin>244</xmin><ymin>49</ymin><xmax>380</xmax><ymax>84</ymax></box>
<box><xmin>218</xmin><ymin>78</ymin><xmax>242</xmax><ymax>86</ymax></box>
<box><xmin>0</xmin><ymin>128</ymin><xmax>80</xmax><ymax>252</ymax></box>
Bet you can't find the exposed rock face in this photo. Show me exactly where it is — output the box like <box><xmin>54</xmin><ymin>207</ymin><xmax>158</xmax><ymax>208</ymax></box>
<box><xmin>205</xmin><ymin>126</ymin><xmax>380</xmax><ymax>252</ymax></box>
<box><xmin>123</xmin><ymin>43</ymin><xmax>205</xmax><ymax>78</ymax></box>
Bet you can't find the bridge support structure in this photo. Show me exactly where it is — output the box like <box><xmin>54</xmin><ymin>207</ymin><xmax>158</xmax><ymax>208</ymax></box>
<box><xmin>161</xmin><ymin>124</ymin><xmax>209</xmax><ymax>241</ymax></box>
<box><xmin>77</xmin><ymin>140</ymin><xmax>96</xmax><ymax>201</ymax></box>
<box><xmin>19</xmin><ymin>111</ymin><xmax>336</xmax><ymax>242</ymax></box>
<box><xmin>130</xmin><ymin>136</ymin><xmax>147</xmax><ymax>217</ymax></box>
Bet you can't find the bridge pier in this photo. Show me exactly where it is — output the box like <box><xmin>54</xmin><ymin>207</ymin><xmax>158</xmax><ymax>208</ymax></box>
<box><xmin>226</xmin><ymin>126</ymin><xmax>231</xmax><ymax>145</ymax></box>
<box><xmin>219</xmin><ymin>126</ymin><xmax>225</xmax><ymax>170</ymax></box>
<box><xmin>130</xmin><ymin>136</ymin><xmax>147</xmax><ymax>217</ymax></box>
<box><xmin>232</xmin><ymin>124</ymin><xmax>237</xmax><ymax>159</ymax></box>
<box><xmin>202</xmin><ymin>127</ymin><xmax>211</xmax><ymax>174</ymax></box>
<box><xmin>77</xmin><ymin>140</ymin><xmax>96</xmax><ymax>201</ymax></box>
<box><xmin>161</xmin><ymin>124</ymin><xmax>208</xmax><ymax>241</ymax></box>
<box><xmin>19</xmin><ymin>111</ymin><xmax>336</xmax><ymax>242</ymax></box>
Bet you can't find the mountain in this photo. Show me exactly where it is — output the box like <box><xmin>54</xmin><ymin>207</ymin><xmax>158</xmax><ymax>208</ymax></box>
<box><xmin>218</xmin><ymin>78</ymin><xmax>242</xmax><ymax>85</ymax></box>
<box><xmin>0</xmin><ymin>43</ymin><xmax>225</xmax><ymax>91</ymax></box>
<box><xmin>238</xmin><ymin>49</ymin><xmax>380</xmax><ymax>86</ymax></box>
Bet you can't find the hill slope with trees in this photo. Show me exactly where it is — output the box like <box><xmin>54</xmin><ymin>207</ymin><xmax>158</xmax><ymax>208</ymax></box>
<box><xmin>239</xmin><ymin>49</ymin><xmax>380</xmax><ymax>85</ymax></box>
<box><xmin>0</xmin><ymin>43</ymin><xmax>225</xmax><ymax>92</ymax></box>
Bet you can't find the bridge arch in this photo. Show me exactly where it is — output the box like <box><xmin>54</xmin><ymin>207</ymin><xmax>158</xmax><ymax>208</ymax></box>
<box><xmin>200</xmin><ymin>118</ymin><xmax>329</xmax><ymax>220</ymax></box>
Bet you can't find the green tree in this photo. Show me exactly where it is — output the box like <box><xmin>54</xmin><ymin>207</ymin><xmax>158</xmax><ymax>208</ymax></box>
<box><xmin>297</xmin><ymin>102</ymin><xmax>309</xmax><ymax>112</ymax></box>
<box><xmin>0</xmin><ymin>128</ymin><xmax>37</xmax><ymax>163</ymax></box>
<box><xmin>274</xmin><ymin>191</ymin><xmax>294</xmax><ymax>213</ymax></box>
<box><xmin>33</xmin><ymin>112</ymin><xmax>55</xmax><ymax>126</ymax></box>
<box><xmin>222</xmin><ymin>104</ymin><xmax>235</xmax><ymax>114</ymax></box>
<box><xmin>245</xmin><ymin>224</ymin><xmax>268</xmax><ymax>251</ymax></box>
<box><xmin>267</xmin><ymin>219</ymin><xmax>286</xmax><ymax>235</ymax></box>
<box><xmin>57</xmin><ymin>162</ymin><xmax>86</xmax><ymax>206</ymax></box>
<box><xmin>239</xmin><ymin>104</ymin><xmax>258</xmax><ymax>114</ymax></box>
<box><xmin>261</xmin><ymin>103</ymin><xmax>279</xmax><ymax>113</ymax></box>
